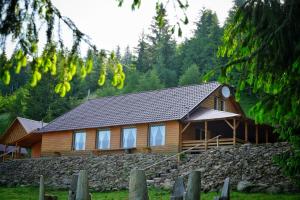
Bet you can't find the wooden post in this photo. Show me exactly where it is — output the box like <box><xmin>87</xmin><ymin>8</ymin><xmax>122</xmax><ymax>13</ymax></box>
<box><xmin>256</xmin><ymin>125</ymin><xmax>259</xmax><ymax>144</ymax></box>
<box><xmin>68</xmin><ymin>174</ymin><xmax>78</xmax><ymax>200</ymax></box>
<box><xmin>220</xmin><ymin>177</ymin><xmax>230</xmax><ymax>200</ymax></box>
<box><xmin>185</xmin><ymin>170</ymin><xmax>201</xmax><ymax>200</ymax></box>
<box><xmin>129</xmin><ymin>169</ymin><xmax>149</xmax><ymax>200</ymax></box>
<box><xmin>204</xmin><ymin>121</ymin><xmax>208</xmax><ymax>150</ymax></box>
<box><xmin>76</xmin><ymin>170</ymin><xmax>89</xmax><ymax>200</ymax></box>
<box><xmin>265</xmin><ymin>128</ymin><xmax>269</xmax><ymax>143</ymax></box>
<box><xmin>244</xmin><ymin>121</ymin><xmax>248</xmax><ymax>143</ymax></box>
<box><xmin>39</xmin><ymin>175</ymin><xmax>45</xmax><ymax>200</ymax></box>
<box><xmin>233</xmin><ymin>119</ymin><xmax>236</xmax><ymax>145</ymax></box>
<box><xmin>170</xmin><ymin>177</ymin><xmax>185</xmax><ymax>200</ymax></box>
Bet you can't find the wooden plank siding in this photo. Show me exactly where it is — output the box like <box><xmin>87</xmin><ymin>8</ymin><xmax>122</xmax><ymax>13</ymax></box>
<box><xmin>1</xmin><ymin>121</ymin><xmax>28</xmax><ymax>145</ymax></box>
<box><xmin>31</xmin><ymin>141</ymin><xmax>42</xmax><ymax>158</ymax></box>
<box><xmin>40</xmin><ymin>120</ymin><xmax>181</xmax><ymax>156</ymax></box>
<box><xmin>200</xmin><ymin>90</ymin><xmax>239</xmax><ymax>113</ymax></box>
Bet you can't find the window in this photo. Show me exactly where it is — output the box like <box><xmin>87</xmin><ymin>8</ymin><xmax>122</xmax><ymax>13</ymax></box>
<box><xmin>97</xmin><ymin>130</ymin><xmax>110</xmax><ymax>149</ymax></box>
<box><xmin>214</xmin><ymin>97</ymin><xmax>219</xmax><ymax>110</ymax></box>
<box><xmin>122</xmin><ymin>128</ymin><xmax>137</xmax><ymax>148</ymax></box>
<box><xmin>73</xmin><ymin>132</ymin><xmax>86</xmax><ymax>150</ymax></box>
<box><xmin>220</xmin><ymin>100</ymin><xmax>225</xmax><ymax>111</ymax></box>
<box><xmin>150</xmin><ymin>125</ymin><xmax>165</xmax><ymax>146</ymax></box>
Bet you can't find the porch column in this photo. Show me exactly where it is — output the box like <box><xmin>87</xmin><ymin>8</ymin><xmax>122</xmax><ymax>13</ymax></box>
<box><xmin>255</xmin><ymin>125</ymin><xmax>259</xmax><ymax>144</ymax></box>
<box><xmin>244</xmin><ymin>121</ymin><xmax>248</xmax><ymax>143</ymax></box>
<box><xmin>265</xmin><ymin>128</ymin><xmax>269</xmax><ymax>143</ymax></box>
<box><xmin>233</xmin><ymin>119</ymin><xmax>236</xmax><ymax>145</ymax></box>
<box><xmin>204</xmin><ymin>121</ymin><xmax>208</xmax><ymax>150</ymax></box>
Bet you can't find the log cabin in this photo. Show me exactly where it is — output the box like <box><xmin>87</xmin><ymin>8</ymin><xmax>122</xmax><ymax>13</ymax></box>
<box><xmin>0</xmin><ymin>82</ymin><xmax>276</xmax><ymax>158</ymax></box>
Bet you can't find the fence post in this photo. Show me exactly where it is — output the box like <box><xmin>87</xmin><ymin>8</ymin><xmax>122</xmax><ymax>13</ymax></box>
<box><xmin>220</xmin><ymin>177</ymin><xmax>230</xmax><ymax>200</ymax></box>
<box><xmin>170</xmin><ymin>176</ymin><xmax>185</xmax><ymax>200</ymax></box>
<box><xmin>39</xmin><ymin>175</ymin><xmax>45</xmax><ymax>200</ymax></box>
<box><xmin>185</xmin><ymin>170</ymin><xmax>201</xmax><ymax>200</ymax></box>
<box><xmin>68</xmin><ymin>174</ymin><xmax>78</xmax><ymax>200</ymax></box>
<box><xmin>75</xmin><ymin>170</ymin><xmax>89</xmax><ymax>200</ymax></box>
<box><xmin>129</xmin><ymin>169</ymin><xmax>149</xmax><ymax>200</ymax></box>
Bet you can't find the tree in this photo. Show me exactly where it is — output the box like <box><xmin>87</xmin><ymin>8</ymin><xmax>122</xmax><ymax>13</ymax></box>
<box><xmin>147</xmin><ymin>16</ymin><xmax>178</xmax><ymax>87</ymax></box>
<box><xmin>179</xmin><ymin>64</ymin><xmax>200</xmax><ymax>86</ymax></box>
<box><xmin>178</xmin><ymin>9</ymin><xmax>222</xmax><ymax>79</ymax></box>
<box><xmin>217</xmin><ymin>0</ymin><xmax>300</xmax><ymax>184</ymax></box>
<box><xmin>135</xmin><ymin>32</ymin><xmax>152</xmax><ymax>72</ymax></box>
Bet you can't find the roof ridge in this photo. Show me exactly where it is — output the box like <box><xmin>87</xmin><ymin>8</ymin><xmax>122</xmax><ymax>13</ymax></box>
<box><xmin>88</xmin><ymin>81</ymin><xmax>219</xmax><ymax>102</ymax></box>
<box><xmin>17</xmin><ymin>116</ymin><xmax>45</xmax><ymax>124</ymax></box>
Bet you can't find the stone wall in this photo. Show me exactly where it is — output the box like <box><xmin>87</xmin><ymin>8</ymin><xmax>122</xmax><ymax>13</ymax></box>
<box><xmin>0</xmin><ymin>142</ymin><xmax>298</xmax><ymax>193</ymax></box>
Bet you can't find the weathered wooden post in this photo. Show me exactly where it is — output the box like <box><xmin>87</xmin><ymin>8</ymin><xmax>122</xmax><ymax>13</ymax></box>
<box><xmin>68</xmin><ymin>174</ymin><xmax>78</xmax><ymax>200</ymax></box>
<box><xmin>76</xmin><ymin>170</ymin><xmax>90</xmax><ymax>200</ymax></box>
<box><xmin>185</xmin><ymin>170</ymin><xmax>201</xmax><ymax>200</ymax></box>
<box><xmin>170</xmin><ymin>176</ymin><xmax>185</xmax><ymax>200</ymax></box>
<box><xmin>129</xmin><ymin>169</ymin><xmax>149</xmax><ymax>200</ymax></box>
<box><xmin>39</xmin><ymin>175</ymin><xmax>45</xmax><ymax>200</ymax></box>
<box><xmin>220</xmin><ymin>177</ymin><xmax>230</xmax><ymax>200</ymax></box>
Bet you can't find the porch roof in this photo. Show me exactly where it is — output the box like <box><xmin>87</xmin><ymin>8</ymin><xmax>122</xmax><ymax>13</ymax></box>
<box><xmin>186</xmin><ymin>107</ymin><xmax>241</xmax><ymax>122</ymax></box>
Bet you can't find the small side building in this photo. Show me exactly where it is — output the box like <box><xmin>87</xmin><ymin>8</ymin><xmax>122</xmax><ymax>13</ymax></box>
<box><xmin>0</xmin><ymin>117</ymin><xmax>47</xmax><ymax>159</ymax></box>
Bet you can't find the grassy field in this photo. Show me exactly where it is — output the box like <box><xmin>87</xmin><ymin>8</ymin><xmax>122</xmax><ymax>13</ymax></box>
<box><xmin>0</xmin><ymin>187</ymin><xmax>299</xmax><ymax>200</ymax></box>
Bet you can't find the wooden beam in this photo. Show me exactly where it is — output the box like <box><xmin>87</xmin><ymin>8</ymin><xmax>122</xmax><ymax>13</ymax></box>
<box><xmin>205</xmin><ymin>121</ymin><xmax>208</xmax><ymax>150</ymax></box>
<box><xmin>233</xmin><ymin>119</ymin><xmax>236</xmax><ymax>145</ymax></box>
<box><xmin>265</xmin><ymin>128</ymin><xmax>269</xmax><ymax>143</ymax></box>
<box><xmin>181</xmin><ymin>122</ymin><xmax>191</xmax><ymax>134</ymax></box>
<box><xmin>245</xmin><ymin>121</ymin><xmax>248</xmax><ymax>143</ymax></box>
<box><xmin>256</xmin><ymin>125</ymin><xmax>259</xmax><ymax>144</ymax></box>
<box><xmin>225</xmin><ymin>119</ymin><xmax>234</xmax><ymax>130</ymax></box>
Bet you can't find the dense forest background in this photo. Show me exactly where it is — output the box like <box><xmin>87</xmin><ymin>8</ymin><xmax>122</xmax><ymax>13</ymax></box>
<box><xmin>0</xmin><ymin>4</ymin><xmax>255</xmax><ymax>134</ymax></box>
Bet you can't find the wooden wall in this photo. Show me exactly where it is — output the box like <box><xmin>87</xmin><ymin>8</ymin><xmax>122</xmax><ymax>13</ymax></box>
<box><xmin>200</xmin><ymin>89</ymin><xmax>240</xmax><ymax>113</ymax></box>
<box><xmin>31</xmin><ymin>141</ymin><xmax>41</xmax><ymax>158</ymax></box>
<box><xmin>40</xmin><ymin>120</ymin><xmax>181</xmax><ymax>156</ymax></box>
<box><xmin>1</xmin><ymin>121</ymin><xmax>28</xmax><ymax>145</ymax></box>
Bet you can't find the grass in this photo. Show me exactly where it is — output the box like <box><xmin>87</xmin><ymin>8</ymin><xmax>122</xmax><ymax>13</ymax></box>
<box><xmin>0</xmin><ymin>187</ymin><xmax>299</xmax><ymax>200</ymax></box>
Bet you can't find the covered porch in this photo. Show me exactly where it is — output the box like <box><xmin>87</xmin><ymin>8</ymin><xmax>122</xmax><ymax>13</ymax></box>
<box><xmin>180</xmin><ymin>108</ymin><xmax>274</xmax><ymax>152</ymax></box>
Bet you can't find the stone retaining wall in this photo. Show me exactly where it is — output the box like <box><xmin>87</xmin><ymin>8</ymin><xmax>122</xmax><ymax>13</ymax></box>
<box><xmin>0</xmin><ymin>142</ymin><xmax>298</xmax><ymax>193</ymax></box>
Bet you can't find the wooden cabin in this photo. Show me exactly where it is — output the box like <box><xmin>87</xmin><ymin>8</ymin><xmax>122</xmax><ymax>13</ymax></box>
<box><xmin>0</xmin><ymin>117</ymin><xmax>47</xmax><ymax>159</ymax></box>
<box><xmin>34</xmin><ymin>82</ymin><xmax>276</xmax><ymax>157</ymax></box>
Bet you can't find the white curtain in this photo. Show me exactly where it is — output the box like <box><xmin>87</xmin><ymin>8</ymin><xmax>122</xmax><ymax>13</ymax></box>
<box><xmin>123</xmin><ymin>128</ymin><xmax>136</xmax><ymax>148</ymax></box>
<box><xmin>98</xmin><ymin>130</ymin><xmax>110</xmax><ymax>149</ymax></box>
<box><xmin>75</xmin><ymin>132</ymin><xmax>86</xmax><ymax>150</ymax></box>
<box><xmin>150</xmin><ymin>125</ymin><xmax>165</xmax><ymax>146</ymax></box>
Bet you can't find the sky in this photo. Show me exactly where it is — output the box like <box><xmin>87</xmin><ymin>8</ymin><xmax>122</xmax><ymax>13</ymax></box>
<box><xmin>51</xmin><ymin>0</ymin><xmax>234</xmax><ymax>54</ymax></box>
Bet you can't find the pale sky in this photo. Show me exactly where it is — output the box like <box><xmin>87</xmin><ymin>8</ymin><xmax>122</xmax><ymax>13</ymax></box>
<box><xmin>51</xmin><ymin>0</ymin><xmax>234</xmax><ymax>54</ymax></box>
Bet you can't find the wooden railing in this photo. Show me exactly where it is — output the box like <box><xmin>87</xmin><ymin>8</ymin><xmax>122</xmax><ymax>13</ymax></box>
<box><xmin>182</xmin><ymin>137</ymin><xmax>246</xmax><ymax>152</ymax></box>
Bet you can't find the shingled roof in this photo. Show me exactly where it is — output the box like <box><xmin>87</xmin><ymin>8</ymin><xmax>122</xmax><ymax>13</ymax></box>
<box><xmin>39</xmin><ymin>82</ymin><xmax>221</xmax><ymax>133</ymax></box>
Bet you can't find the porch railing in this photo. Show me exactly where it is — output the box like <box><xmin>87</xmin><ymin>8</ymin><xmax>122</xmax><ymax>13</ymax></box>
<box><xmin>182</xmin><ymin>136</ymin><xmax>246</xmax><ymax>152</ymax></box>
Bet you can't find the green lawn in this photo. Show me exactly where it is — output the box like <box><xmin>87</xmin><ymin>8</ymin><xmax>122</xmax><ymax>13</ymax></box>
<box><xmin>0</xmin><ymin>187</ymin><xmax>299</xmax><ymax>200</ymax></box>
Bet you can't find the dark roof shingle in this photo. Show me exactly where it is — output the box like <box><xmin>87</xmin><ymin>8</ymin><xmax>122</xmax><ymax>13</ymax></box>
<box><xmin>39</xmin><ymin>82</ymin><xmax>221</xmax><ymax>133</ymax></box>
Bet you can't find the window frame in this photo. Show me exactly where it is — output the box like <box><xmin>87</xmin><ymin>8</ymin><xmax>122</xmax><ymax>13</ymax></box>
<box><xmin>96</xmin><ymin>129</ymin><xmax>111</xmax><ymax>150</ymax></box>
<box><xmin>214</xmin><ymin>96</ymin><xmax>219</xmax><ymax>110</ymax></box>
<box><xmin>73</xmin><ymin>131</ymin><xmax>86</xmax><ymax>151</ymax></box>
<box><xmin>220</xmin><ymin>100</ymin><xmax>225</xmax><ymax>111</ymax></box>
<box><xmin>149</xmin><ymin>124</ymin><xmax>166</xmax><ymax>147</ymax></box>
<box><xmin>121</xmin><ymin>127</ymin><xmax>137</xmax><ymax>149</ymax></box>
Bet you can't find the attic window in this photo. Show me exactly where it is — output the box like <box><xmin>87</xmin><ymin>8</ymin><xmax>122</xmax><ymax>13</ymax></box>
<box><xmin>214</xmin><ymin>97</ymin><xmax>219</xmax><ymax>110</ymax></box>
<box><xmin>220</xmin><ymin>100</ymin><xmax>225</xmax><ymax>111</ymax></box>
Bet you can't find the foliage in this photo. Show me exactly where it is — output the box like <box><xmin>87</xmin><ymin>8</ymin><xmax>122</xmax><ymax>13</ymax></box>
<box><xmin>216</xmin><ymin>0</ymin><xmax>300</xmax><ymax>184</ymax></box>
<box><xmin>178</xmin><ymin>10</ymin><xmax>223</xmax><ymax>80</ymax></box>
<box><xmin>1</xmin><ymin>186</ymin><xmax>300</xmax><ymax>200</ymax></box>
<box><xmin>179</xmin><ymin>64</ymin><xmax>200</xmax><ymax>86</ymax></box>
